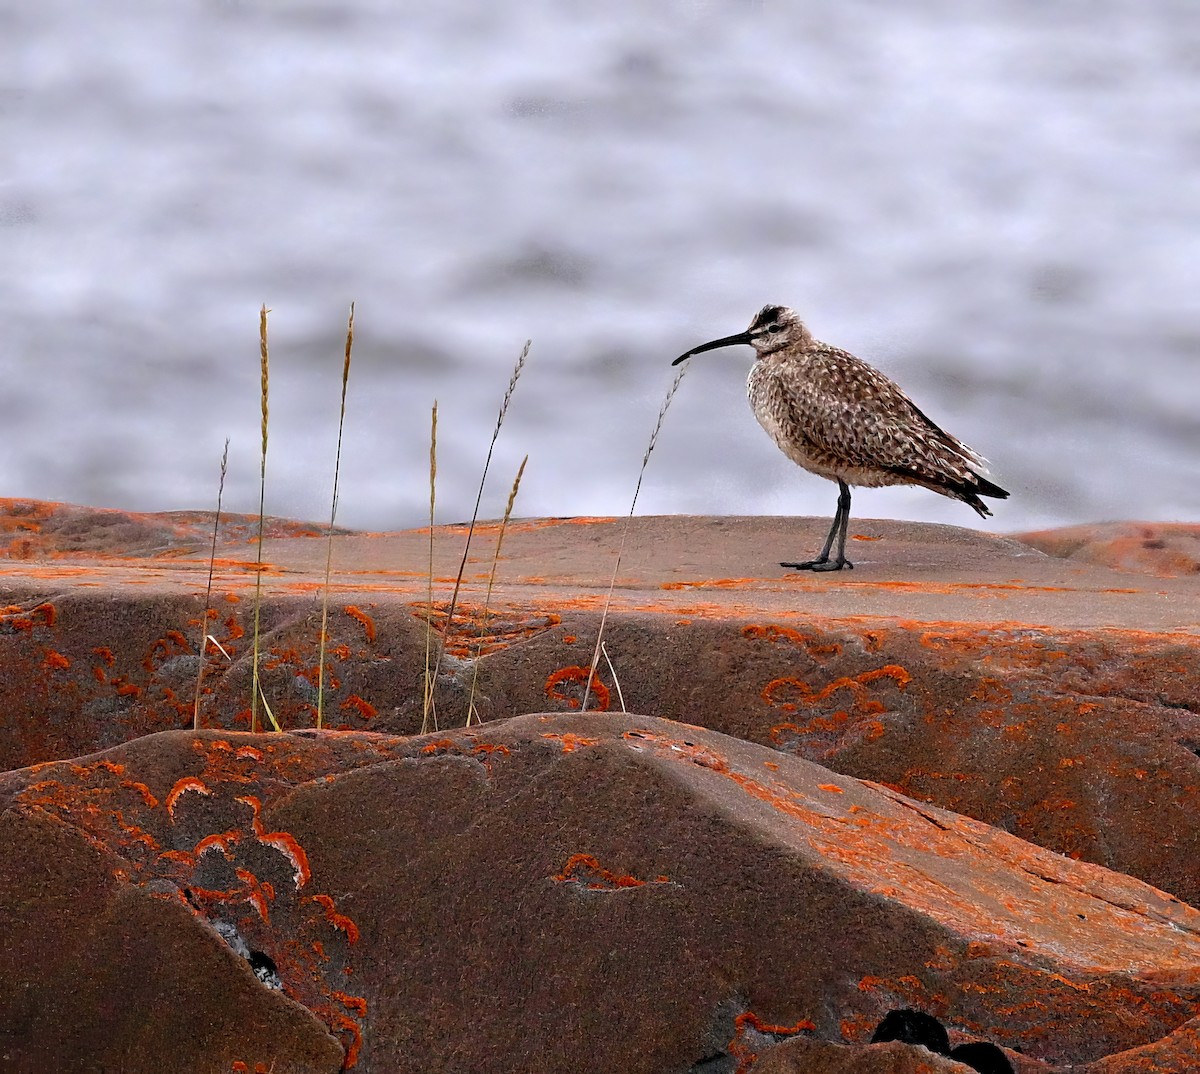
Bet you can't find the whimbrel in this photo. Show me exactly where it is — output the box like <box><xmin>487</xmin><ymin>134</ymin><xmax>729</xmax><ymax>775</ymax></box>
<box><xmin>673</xmin><ymin>305</ymin><xmax>1009</xmax><ymax>571</ymax></box>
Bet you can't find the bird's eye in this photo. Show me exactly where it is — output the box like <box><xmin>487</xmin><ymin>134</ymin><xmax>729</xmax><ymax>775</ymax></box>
<box><xmin>768</xmin><ymin>323</ymin><xmax>784</xmax><ymax>334</ymax></box>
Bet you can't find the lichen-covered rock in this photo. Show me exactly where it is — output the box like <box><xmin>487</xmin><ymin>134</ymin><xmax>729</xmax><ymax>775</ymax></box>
<box><xmin>1013</xmin><ymin>521</ymin><xmax>1200</xmax><ymax>577</ymax></box>
<box><xmin>3</xmin><ymin>714</ymin><xmax>1200</xmax><ymax>1072</ymax></box>
<box><xmin>2</xmin><ymin>507</ymin><xmax>1197</xmax><ymax>912</ymax></box>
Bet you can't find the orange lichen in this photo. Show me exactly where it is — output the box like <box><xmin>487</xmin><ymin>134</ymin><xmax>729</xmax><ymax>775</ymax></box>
<box><xmin>80</xmin><ymin>759</ymin><xmax>124</xmax><ymax>778</ymax></box>
<box><xmin>195</xmin><ymin>832</ymin><xmax>239</xmax><ymax>858</ymax></box>
<box><xmin>234</xmin><ymin>795</ymin><xmax>312</xmax><ymax>887</ymax></box>
<box><xmin>165</xmin><ymin>776</ymin><xmax>211</xmax><ymax>818</ymax></box>
<box><xmin>42</xmin><ymin>650</ymin><xmax>70</xmax><ymax>670</ymax></box>
<box><xmin>235</xmin><ymin>868</ymin><xmax>272</xmax><ymax>921</ymax></box>
<box><xmin>563</xmin><ymin>634</ymin><xmax>577</xmax><ymax>644</ymax></box>
<box><xmin>415</xmin><ymin>602</ymin><xmax>563</xmax><ymax>657</ymax></box>
<box><xmin>761</xmin><ymin>665</ymin><xmax>911</xmax><ymax>709</ymax></box>
<box><xmin>343</xmin><ymin>605</ymin><xmax>377</xmax><ymax>643</ymax></box>
<box><xmin>0</xmin><ymin>602</ymin><xmax>56</xmax><ymax>633</ymax></box>
<box><xmin>818</xmin><ymin>783</ymin><xmax>844</xmax><ymax>793</ymax></box>
<box><xmin>622</xmin><ymin>729</ymin><xmax>729</xmax><ymax>772</ymax></box>
<box><xmin>660</xmin><ymin>578</ymin><xmax>759</xmax><ymax>590</ymax></box>
<box><xmin>334</xmin><ymin>1013</ymin><xmax>364</xmax><ymax>1069</ymax></box>
<box><xmin>743</xmin><ymin>623</ymin><xmax>842</xmax><ymax>657</ymax></box>
<box><xmin>735</xmin><ymin>1011</ymin><xmax>816</xmax><ymax>1036</ymax></box>
<box><xmin>541</xmin><ymin>732</ymin><xmax>600</xmax><ymax>752</ymax></box>
<box><xmin>420</xmin><ymin>738</ymin><xmax>457</xmax><ymax>755</ymax></box>
<box><xmin>121</xmin><ymin>780</ymin><xmax>159</xmax><ymax>807</ymax></box>
<box><xmin>729</xmin><ymin>1010</ymin><xmax>816</xmax><ymax>1073</ymax></box>
<box><xmin>264</xmin><ymin>646</ymin><xmax>305</xmax><ymax>671</ymax></box>
<box><xmin>858</xmin><ymin>628</ymin><xmax>888</xmax><ymax>652</ymax></box>
<box><xmin>544</xmin><ymin>665</ymin><xmax>610</xmax><ymax>711</ymax></box>
<box><xmin>552</xmin><ymin>852</ymin><xmax>670</xmax><ymax>890</ymax></box>
<box><xmin>340</xmin><ymin>694</ymin><xmax>376</xmax><ymax>720</ymax></box>
<box><xmin>312</xmin><ymin>893</ymin><xmax>361</xmax><ymax>944</ymax></box>
<box><xmin>335</xmin><ymin>991</ymin><xmax>368</xmax><ymax>1017</ymax></box>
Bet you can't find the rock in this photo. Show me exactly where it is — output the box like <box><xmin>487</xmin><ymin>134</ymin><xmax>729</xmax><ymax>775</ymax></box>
<box><xmin>3</xmin><ymin>714</ymin><xmax>1200</xmax><ymax>1071</ymax></box>
<box><xmin>753</xmin><ymin>1036</ymin><xmax>982</xmax><ymax>1072</ymax></box>
<box><xmin>1073</xmin><ymin>1015</ymin><xmax>1200</xmax><ymax>1073</ymax></box>
<box><xmin>755</xmin><ymin>1036</ymin><xmax>957</xmax><ymax>1072</ymax></box>
<box><xmin>0</xmin><ymin>495</ymin><xmax>332</xmax><ymax>559</ymax></box>
<box><xmin>3</xmin><ymin>502</ymin><xmax>1200</xmax><ymax>1069</ymax></box>
<box><xmin>0</xmin><ymin>804</ymin><xmax>343</xmax><ymax>1074</ymax></box>
<box><xmin>1</xmin><ymin>506</ymin><xmax>1198</xmax><ymax>912</ymax></box>
<box><xmin>1013</xmin><ymin>521</ymin><xmax>1200</xmax><ymax>578</ymax></box>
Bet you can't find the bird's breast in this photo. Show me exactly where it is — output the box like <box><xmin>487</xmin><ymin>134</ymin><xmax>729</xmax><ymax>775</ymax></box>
<box><xmin>746</xmin><ymin>360</ymin><xmax>801</xmax><ymax>448</ymax></box>
<box><xmin>746</xmin><ymin>359</ymin><xmax>868</xmax><ymax>483</ymax></box>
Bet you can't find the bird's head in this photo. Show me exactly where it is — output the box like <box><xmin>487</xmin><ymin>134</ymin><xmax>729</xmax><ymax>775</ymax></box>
<box><xmin>673</xmin><ymin>304</ymin><xmax>810</xmax><ymax>365</ymax></box>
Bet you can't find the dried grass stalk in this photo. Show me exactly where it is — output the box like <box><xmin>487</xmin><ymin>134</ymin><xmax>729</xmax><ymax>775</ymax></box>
<box><xmin>441</xmin><ymin>341</ymin><xmax>529</xmax><ymax>655</ymax></box>
<box><xmin>193</xmin><ymin>438</ymin><xmax>230</xmax><ymax>730</ymax></box>
<box><xmin>251</xmin><ymin>305</ymin><xmax>281</xmax><ymax>732</ymax></box>
<box><xmin>421</xmin><ymin>401</ymin><xmax>439</xmax><ymax>733</ymax></box>
<box><xmin>582</xmin><ymin>365</ymin><xmax>688</xmax><ymax>711</ymax></box>
<box><xmin>316</xmin><ymin>303</ymin><xmax>355</xmax><ymax>729</ymax></box>
<box><xmin>465</xmin><ymin>454</ymin><xmax>527</xmax><ymax>726</ymax></box>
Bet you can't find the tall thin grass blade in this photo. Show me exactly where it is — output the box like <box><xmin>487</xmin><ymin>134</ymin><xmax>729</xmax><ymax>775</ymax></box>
<box><xmin>465</xmin><ymin>454</ymin><xmax>527</xmax><ymax>726</ymax></box>
<box><xmin>251</xmin><ymin>304</ymin><xmax>271</xmax><ymax>732</ymax></box>
<box><xmin>193</xmin><ymin>438</ymin><xmax>230</xmax><ymax>731</ymax></box>
<box><xmin>421</xmin><ymin>401</ymin><xmax>439</xmax><ymax>734</ymax></box>
<box><xmin>317</xmin><ymin>302</ymin><xmax>355</xmax><ymax>730</ymax></box>
<box><xmin>258</xmin><ymin>687</ymin><xmax>280</xmax><ymax>733</ymax></box>
<box><xmin>582</xmin><ymin>365</ymin><xmax>688</xmax><ymax>712</ymax></box>
<box><xmin>441</xmin><ymin>341</ymin><xmax>529</xmax><ymax>656</ymax></box>
<box><xmin>601</xmin><ymin>642</ymin><xmax>626</xmax><ymax>714</ymax></box>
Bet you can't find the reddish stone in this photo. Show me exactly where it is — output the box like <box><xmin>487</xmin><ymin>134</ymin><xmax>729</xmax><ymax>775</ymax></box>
<box><xmin>1</xmin><ymin>506</ymin><xmax>1199</xmax><ymax>915</ymax></box>
<box><xmin>0</xmin><ymin>804</ymin><xmax>343</xmax><ymax>1073</ymax></box>
<box><xmin>3</xmin><ymin>715</ymin><xmax>1200</xmax><ymax>1071</ymax></box>
<box><xmin>3</xmin><ymin>502</ymin><xmax>1200</xmax><ymax>1071</ymax></box>
<box><xmin>1074</xmin><ymin>1016</ymin><xmax>1200</xmax><ymax>1073</ymax></box>
<box><xmin>752</xmin><ymin>1036</ymin><xmax>1025</xmax><ymax>1072</ymax></box>
<box><xmin>1014</xmin><ymin>521</ymin><xmax>1200</xmax><ymax>577</ymax></box>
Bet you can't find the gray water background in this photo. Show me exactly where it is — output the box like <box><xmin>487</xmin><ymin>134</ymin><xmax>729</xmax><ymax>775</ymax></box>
<box><xmin>3</xmin><ymin>0</ymin><xmax>1198</xmax><ymax>534</ymax></box>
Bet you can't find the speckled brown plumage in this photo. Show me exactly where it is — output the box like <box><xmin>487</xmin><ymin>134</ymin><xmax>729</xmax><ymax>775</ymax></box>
<box><xmin>674</xmin><ymin>304</ymin><xmax>1008</xmax><ymax>571</ymax></box>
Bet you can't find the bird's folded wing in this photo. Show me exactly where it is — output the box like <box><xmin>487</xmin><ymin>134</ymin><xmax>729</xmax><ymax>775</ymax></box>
<box><xmin>780</xmin><ymin>357</ymin><xmax>982</xmax><ymax>484</ymax></box>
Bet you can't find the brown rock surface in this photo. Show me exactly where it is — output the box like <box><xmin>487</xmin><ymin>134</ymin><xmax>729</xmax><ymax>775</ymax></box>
<box><xmin>3</xmin><ymin>501</ymin><xmax>1200</xmax><ymax>1070</ymax></box>
<box><xmin>4</xmin><ymin>714</ymin><xmax>1200</xmax><ymax>1072</ymax></box>
<box><xmin>752</xmin><ymin>1036</ymin><xmax>1014</xmax><ymax>1072</ymax></box>
<box><xmin>1075</xmin><ymin>1016</ymin><xmax>1200</xmax><ymax>1073</ymax></box>
<box><xmin>1014</xmin><ymin>521</ymin><xmax>1200</xmax><ymax>578</ymax></box>
<box><xmin>1</xmin><ymin>506</ymin><xmax>1197</xmax><ymax>907</ymax></box>
<box><xmin>0</xmin><ymin>804</ymin><xmax>343</xmax><ymax>1074</ymax></box>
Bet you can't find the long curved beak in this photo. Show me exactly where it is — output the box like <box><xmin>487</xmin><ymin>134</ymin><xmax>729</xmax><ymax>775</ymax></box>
<box><xmin>672</xmin><ymin>330</ymin><xmax>754</xmax><ymax>366</ymax></box>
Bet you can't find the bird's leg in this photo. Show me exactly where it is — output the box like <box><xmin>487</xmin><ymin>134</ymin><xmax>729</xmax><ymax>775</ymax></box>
<box><xmin>782</xmin><ymin>480</ymin><xmax>854</xmax><ymax>572</ymax></box>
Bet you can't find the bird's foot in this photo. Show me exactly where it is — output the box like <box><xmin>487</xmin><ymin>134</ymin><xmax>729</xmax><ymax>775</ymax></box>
<box><xmin>781</xmin><ymin>558</ymin><xmax>853</xmax><ymax>572</ymax></box>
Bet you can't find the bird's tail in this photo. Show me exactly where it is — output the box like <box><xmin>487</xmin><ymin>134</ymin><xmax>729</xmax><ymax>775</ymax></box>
<box><xmin>954</xmin><ymin>472</ymin><xmax>1010</xmax><ymax>518</ymax></box>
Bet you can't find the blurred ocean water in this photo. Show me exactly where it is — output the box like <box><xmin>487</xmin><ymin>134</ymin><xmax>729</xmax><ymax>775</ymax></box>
<box><xmin>1</xmin><ymin>0</ymin><xmax>1198</xmax><ymax>533</ymax></box>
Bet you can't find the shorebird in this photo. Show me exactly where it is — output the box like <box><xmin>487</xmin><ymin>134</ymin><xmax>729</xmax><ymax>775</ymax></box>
<box><xmin>673</xmin><ymin>305</ymin><xmax>1008</xmax><ymax>571</ymax></box>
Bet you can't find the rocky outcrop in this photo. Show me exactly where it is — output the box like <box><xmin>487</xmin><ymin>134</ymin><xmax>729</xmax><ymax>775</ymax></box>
<box><xmin>1</xmin><ymin>502</ymin><xmax>1199</xmax><ymax>1071</ymax></box>
<box><xmin>1014</xmin><ymin>521</ymin><xmax>1200</xmax><ymax>578</ymax></box>
<box><xmin>4</xmin><ymin>715</ymin><xmax>1200</xmax><ymax>1073</ymax></box>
